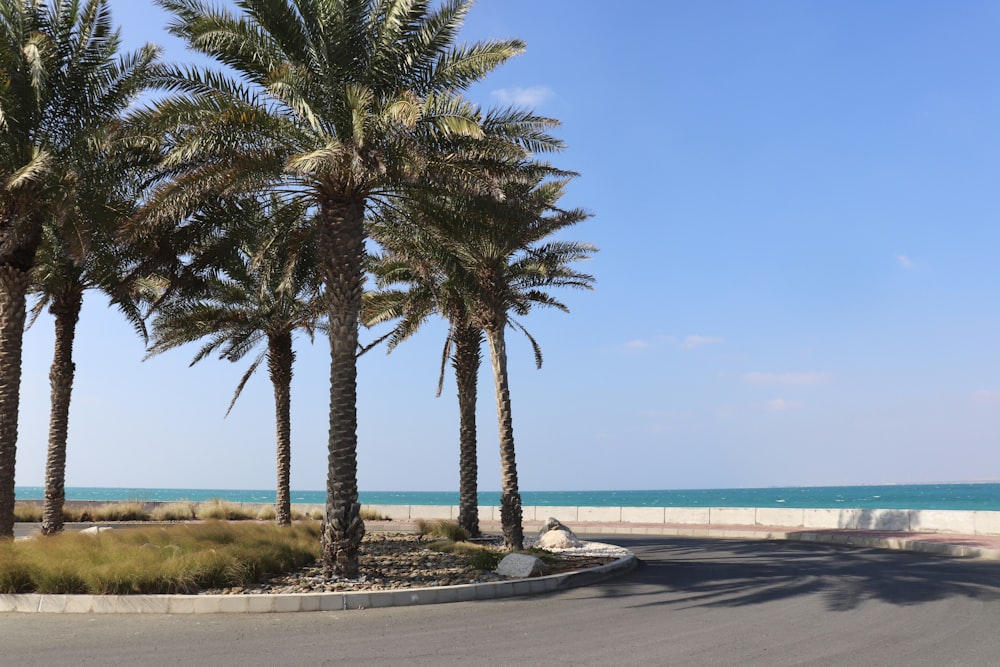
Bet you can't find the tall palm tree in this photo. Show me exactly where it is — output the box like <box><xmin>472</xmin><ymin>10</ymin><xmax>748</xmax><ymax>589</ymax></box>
<box><xmin>363</xmin><ymin>108</ymin><xmax>568</xmax><ymax>539</ymax></box>
<box><xmin>370</xmin><ymin>165</ymin><xmax>596</xmax><ymax>549</ymax></box>
<box><xmin>140</xmin><ymin>0</ymin><xmax>529</xmax><ymax>575</ymax></box>
<box><xmin>467</xmin><ymin>176</ymin><xmax>595</xmax><ymax>549</ymax></box>
<box><xmin>364</xmin><ymin>240</ymin><xmax>486</xmax><ymax>537</ymax></box>
<box><xmin>146</xmin><ymin>196</ymin><xmax>323</xmax><ymax>527</ymax></box>
<box><xmin>0</xmin><ymin>0</ymin><xmax>158</xmax><ymax>537</ymax></box>
<box><xmin>31</xmin><ymin>132</ymin><xmax>157</xmax><ymax>535</ymax></box>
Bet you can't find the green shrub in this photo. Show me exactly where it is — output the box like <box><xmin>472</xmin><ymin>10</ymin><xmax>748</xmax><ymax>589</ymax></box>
<box><xmin>424</xmin><ymin>539</ymin><xmax>504</xmax><ymax>570</ymax></box>
<box><xmin>466</xmin><ymin>549</ymin><xmax>504</xmax><ymax>571</ymax></box>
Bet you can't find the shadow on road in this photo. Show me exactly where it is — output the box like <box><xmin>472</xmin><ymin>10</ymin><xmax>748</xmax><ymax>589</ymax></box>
<box><xmin>577</xmin><ymin>536</ymin><xmax>1000</xmax><ymax>612</ymax></box>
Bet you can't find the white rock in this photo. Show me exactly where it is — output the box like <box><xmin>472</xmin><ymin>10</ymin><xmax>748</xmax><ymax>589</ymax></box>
<box><xmin>495</xmin><ymin>553</ymin><xmax>548</xmax><ymax>578</ymax></box>
<box><xmin>536</xmin><ymin>529</ymin><xmax>582</xmax><ymax>549</ymax></box>
<box><xmin>79</xmin><ymin>526</ymin><xmax>113</xmax><ymax>535</ymax></box>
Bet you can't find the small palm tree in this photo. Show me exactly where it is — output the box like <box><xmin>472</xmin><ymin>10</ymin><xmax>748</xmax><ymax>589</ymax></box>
<box><xmin>0</xmin><ymin>0</ymin><xmax>159</xmax><ymax>537</ymax></box>
<box><xmin>146</xmin><ymin>197</ymin><xmax>323</xmax><ymax>527</ymax></box>
<box><xmin>370</xmin><ymin>165</ymin><xmax>596</xmax><ymax>549</ymax></box>
<box><xmin>141</xmin><ymin>0</ymin><xmax>530</xmax><ymax>575</ymax></box>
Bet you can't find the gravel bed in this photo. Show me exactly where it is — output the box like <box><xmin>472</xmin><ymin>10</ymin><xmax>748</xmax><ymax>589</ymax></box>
<box><xmin>202</xmin><ymin>532</ymin><xmax>618</xmax><ymax>595</ymax></box>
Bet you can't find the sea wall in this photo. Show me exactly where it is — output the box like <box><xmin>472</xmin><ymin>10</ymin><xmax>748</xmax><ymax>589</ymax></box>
<box><xmin>24</xmin><ymin>500</ymin><xmax>1000</xmax><ymax>536</ymax></box>
<box><xmin>362</xmin><ymin>504</ymin><xmax>1000</xmax><ymax>537</ymax></box>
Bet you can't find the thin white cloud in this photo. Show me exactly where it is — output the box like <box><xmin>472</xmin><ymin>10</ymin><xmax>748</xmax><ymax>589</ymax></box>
<box><xmin>490</xmin><ymin>86</ymin><xmax>554</xmax><ymax>107</ymax></box>
<box><xmin>973</xmin><ymin>390</ymin><xmax>1000</xmax><ymax>405</ymax></box>
<box><xmin>622</xmin><ymin>339</ymin><xmax>651</xmax><ymax>350</ymax></box>
<box><xmin>896</xmin><ymin>254</ymin><xmax>914</xmax><ymax>268</ymax></box>
<box><xmin>765</xmin><ymin>398</ymin><xmax>801</xmax><ymax>411</ymax></box>
<box><xmin>743</xmin><ymin>372</ymin><xmax>830</xmax><ymax>386</ymax></box>
<box><xmin>680</xmin><ymin>335</ymin><xmax>723</xmax><ymax>350</ymax></box>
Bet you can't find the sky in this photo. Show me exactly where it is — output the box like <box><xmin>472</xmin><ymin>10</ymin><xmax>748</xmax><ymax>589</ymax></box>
<box><xmin>13</xmin><ymin>0</ymin><xmax>1000</xmax><ymax>493</ymax></box>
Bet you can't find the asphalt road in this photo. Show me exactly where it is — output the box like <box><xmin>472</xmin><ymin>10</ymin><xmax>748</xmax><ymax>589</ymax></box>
<box><xmin>3</xmin><ymin>535</ymin><xmax>1000</xmax><ymax>666</ymax></box>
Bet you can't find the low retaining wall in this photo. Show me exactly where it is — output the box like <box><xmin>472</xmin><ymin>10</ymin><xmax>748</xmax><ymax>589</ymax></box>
<box><xmin>23</xmin><ymin>501</ymin><xmax>999</xmax><ymax>537</ymax></box>
<box><xmin>362</xmin><ymin>504</ymin><xmax>1000</xmax><ymax>537</ymax></box>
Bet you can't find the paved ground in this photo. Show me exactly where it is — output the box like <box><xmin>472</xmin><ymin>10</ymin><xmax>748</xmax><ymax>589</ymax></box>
<box><xmin>4</xmin><ymin>533</ymin><xmax>1000</xmax><ymax>666</ymax></box>
<box><xmin>477</xmin><ymin>519</ymin><xmax>1000</xmax><ymax>558</ymax></box>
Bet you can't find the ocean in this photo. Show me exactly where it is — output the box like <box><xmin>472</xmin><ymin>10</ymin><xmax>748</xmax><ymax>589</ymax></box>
<box><xmin>12</xmin><ymin>483</ymin><xmax>1000</xmax><ymax>511</ymax></box>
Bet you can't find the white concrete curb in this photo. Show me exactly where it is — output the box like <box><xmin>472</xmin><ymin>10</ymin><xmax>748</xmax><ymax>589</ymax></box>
<box><xmin>0</xmin><ymin>549</ymin><xmax>637</xmax><ymax>614</ymax></box>
<box><xmin>783</xmin><ymin>531</ymin><xmax>1000</xmax><ymax>560</ymax></box>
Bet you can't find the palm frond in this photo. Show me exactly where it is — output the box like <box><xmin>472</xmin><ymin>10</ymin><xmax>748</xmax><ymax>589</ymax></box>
<box><xmin>225</xmin><ymin>351</ymin><xmax>266</xmax><ymax>416</ymax></box>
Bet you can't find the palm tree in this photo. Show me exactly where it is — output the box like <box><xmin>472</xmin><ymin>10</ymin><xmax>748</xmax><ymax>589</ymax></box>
<box><xmin>31</xmin><ymin>135</ymin><xmax>156</xmax><ymax>535</ymax></box>
<box><xmin>370</xmin><ymin>165</ymin><xmax>596</xmax><ymax>549</ymax></box>
<box><xmin>0</xmin><ymin>0</ymin><xmax>159</xmax><ymax>537</ymax></box>
<box><xmin>363</xmin><ymin>107</ymin><xmax>569</xmax><ymax>539</ymax></box>
<box><xmin>364</xmin><ymin>239</ymin><xmax>486</xmax><ymax>537</ymax></box>
<box><xmin>141</xmin><ymin>0</ymin><xmax>529</xmax><ymax>575</ymax></box>
<box><xmin>467</xmin><ymin>176</ymin><xmax>595</xmax><ymax>549</ymax></box>
<box><xmin>146</xmin><ymin>196</ymin><xmax>324</xmax><ymax>527</ymax></box>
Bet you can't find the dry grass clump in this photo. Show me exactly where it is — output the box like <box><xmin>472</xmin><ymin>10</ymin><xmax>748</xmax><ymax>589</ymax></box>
<box><xmin>360</xmin><ymin>507</ymin><xmax>390</xmax><ymax>521</ymax></box>
<box><xmin>13</xmin><ymin>502</ymin><xmax>42</xmax><ymax>523</ymax></box>
<box><xmin>150</xmin><ymin>502</ymin><xmax>197</xmax><ymax>522</ymax></box>
<box><xmin>256</xmin><ymin>505</ymin><xmax>277</xmax><ymax>521</ymax></box>
<box><xmin>14</xmin><ymin>502</ymin><xmax>151</xmax><ymax>523</ymax></box>
<box><xmin>88</xmin><ymin>502</ymin><xmax>150</xmax><ymax>522</ymax></box>
<box><xmin>0</xmin><ymin>521</ymin><xmax>321</xmax><ymax>594</ymax></box>
<box><xmin>415</xmin><ymin>519</ymin><xmax>468</xmax><ymax>542</ymax></box>
<box><xmin>289</xmin><ymin>507</ymin><xmax>324</xmax><ymax>521</ymax></box>
<box><xmin>194</xmin><ymin>499</ymin><xmax>258</xmax><ymax>521</ymax></box>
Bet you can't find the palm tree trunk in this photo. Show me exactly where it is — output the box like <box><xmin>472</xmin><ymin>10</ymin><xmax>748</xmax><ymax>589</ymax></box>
<box><xmin>0</xmin><ymin>265</ymin><xmax>31</xmax><ymax>538</ymax></box>
<box><xmin>41</xmin><ymin>290</ymin><xmax>83</xmax><ymax>535</ymax></box>
<box><xmin>267</xmin><ymin>332</ymin><xmax>294</xmax><ymax>527</ymax></box>
<box><xmin>485</xmin><ymin>322</ymin><xmax>523</xmax><ymax>550</ymax></box>
<box><xmin>453</xmin><ymin>325</ymin><xmax>482</xmax><ymax>538</ymax></box>
<box><xmin>317</xmin><ymin>198</ymin><xmax>366</xmax><ymax>577</ymax></box>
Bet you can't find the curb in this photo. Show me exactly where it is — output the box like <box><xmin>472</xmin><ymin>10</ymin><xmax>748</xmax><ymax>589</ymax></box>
<box><xmin>0</xmin><ymin>549</ymin><xmax>637</xmax><ymax>615</ymax></box>
<box><xmin>569</xmin><ymin>525</ymin><xmax>1000</xmax><ymax>561</ymax></box>
<box><xmin>783</xmin><ymin>531</ymin><xmax>1000</xmax><ymax>560</ymax></box>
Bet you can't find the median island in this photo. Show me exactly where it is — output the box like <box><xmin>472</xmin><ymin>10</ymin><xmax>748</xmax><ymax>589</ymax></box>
<box><xmin>3</xmin><ymin>504</ymin><xmax>618</xmax><ymax>596</ymax></box>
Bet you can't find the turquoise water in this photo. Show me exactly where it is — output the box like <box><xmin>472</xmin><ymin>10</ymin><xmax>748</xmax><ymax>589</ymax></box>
<box><xmin>13</xmin><ymin>483</ymin><xmax>1000</xmax><ymax>510</ymax></box>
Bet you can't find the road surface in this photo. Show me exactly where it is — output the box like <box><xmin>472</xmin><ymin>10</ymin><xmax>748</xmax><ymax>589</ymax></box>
<box><xmin>3</xmin><ymin>535</ymin><xmax>999</xmax><ymax>666</ymax></box>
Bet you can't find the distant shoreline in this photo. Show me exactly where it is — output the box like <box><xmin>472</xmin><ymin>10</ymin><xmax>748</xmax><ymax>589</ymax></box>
<box><xmin>13</xmin><ymin>482</ymin><xmax>1000</xmax><ymax>511</ymax></box>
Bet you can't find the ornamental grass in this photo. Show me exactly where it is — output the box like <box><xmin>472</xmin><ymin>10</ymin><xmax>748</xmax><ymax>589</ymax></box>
<box><xmin>415</xmin><ymin>519</ymin><xmax>469</xmax><ymax>542</ymax></box>
<box><xmin>194</xmin><ymin>499</ymin><xmax>258</xmax><ymax>521</ymax></box>
<box><xmin>0</xmin><ymin>521</ymin><xmax>320</xmax><ymax>595</ymax></box>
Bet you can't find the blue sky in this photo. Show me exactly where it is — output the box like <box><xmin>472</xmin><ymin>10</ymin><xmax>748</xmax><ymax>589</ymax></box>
<box><xmin>13</xmin><ymin>0</ymin><xmax>1000</xmax><ymax>492</ymax></box>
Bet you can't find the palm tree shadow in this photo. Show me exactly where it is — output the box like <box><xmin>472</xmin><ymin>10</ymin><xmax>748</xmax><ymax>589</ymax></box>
<box><xmin>573</xmin><ymin>536</ymin><xmax>1000</xmax><ymax>612</ymax></box>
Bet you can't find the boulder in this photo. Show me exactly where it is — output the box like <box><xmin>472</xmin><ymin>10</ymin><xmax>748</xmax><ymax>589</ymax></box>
<box><xmin>495</xmin><ymin>553</ymin><xmax>548</xmax><ymax>578</ymax></box>
<box><xmin>536</xmin><ymin>517</ymin><xmax>582</xmax><ymax>549</ymax></box>
<box><xmin>79</xmin><ymin>526</ymin><xmax>113</xmax><ymax>536</ymax></box>
<box><xmin>536</xmin><ymin>529</ymin><xmax>582</xmax><ymax>549</ymax></box>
